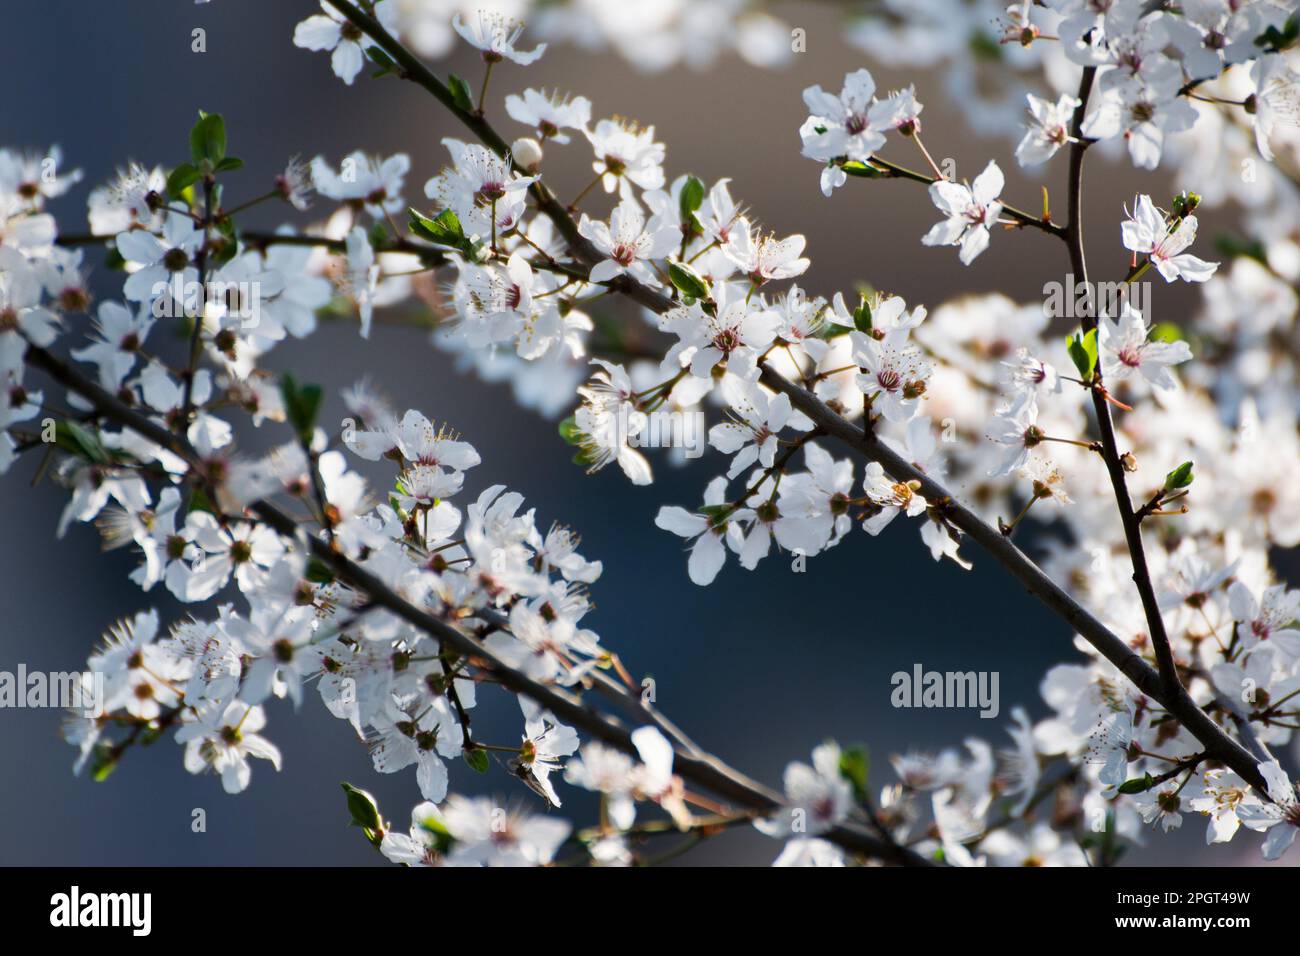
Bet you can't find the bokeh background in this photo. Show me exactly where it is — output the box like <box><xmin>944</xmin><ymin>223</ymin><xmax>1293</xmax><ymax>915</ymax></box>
<box><xmin>0</xmin><ymin>0</ymin><xmax>1290</xmax><ymax>865</ymax></box>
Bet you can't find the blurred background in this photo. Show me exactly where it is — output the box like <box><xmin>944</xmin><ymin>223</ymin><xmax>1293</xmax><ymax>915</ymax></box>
<box><xmin>0</xmin><ymin>0</ymin><xmax>1288</xmax><ymax>865</ymax></box>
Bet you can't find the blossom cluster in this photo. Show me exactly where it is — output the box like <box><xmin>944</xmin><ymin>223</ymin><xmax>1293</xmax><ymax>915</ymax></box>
<box><xmin>1</xmin><ymin>0</ymin><xmax>1298</xmax><ymax>867</ymax></box>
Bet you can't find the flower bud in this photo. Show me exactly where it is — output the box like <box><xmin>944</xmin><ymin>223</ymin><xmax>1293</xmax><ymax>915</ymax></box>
<box><xmin>512</xmin><ymin>137</ymin><xmax>543</xmax><ymax>172</ymax></box>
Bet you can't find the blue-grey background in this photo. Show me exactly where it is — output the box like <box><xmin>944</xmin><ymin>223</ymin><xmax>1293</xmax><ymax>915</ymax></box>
<box><xmin>0</xmin><ymin>0</ymin><xmax>1288</xmax><ymax>865</ymax></box>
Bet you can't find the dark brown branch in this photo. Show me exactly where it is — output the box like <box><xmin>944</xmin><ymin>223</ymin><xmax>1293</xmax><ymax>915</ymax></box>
<box><xmin>22</xmin><ymin>341</ymin><xmax>921</xmax><ymax>865</ymax></box>
<box><xmin>1062</xmin><ymin>67</ymin><xmax>1182</xmax><ymax>702</ymax></box>
<box><xmin>319</xmin><ymin>7</ymin><xmax>1270</xmax><ymax>799</ymax></box>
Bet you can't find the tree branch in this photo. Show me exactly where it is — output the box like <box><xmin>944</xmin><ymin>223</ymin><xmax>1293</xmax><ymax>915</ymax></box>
<box><xmin>1062</xmin><ymin>67</ymin><xmax>1183</xmax><ymax>702</ymax></box>
<box><xmin>317</xmin><ymin>10</ymin><xmax>1270</xmax><ymax>799</ymax></box>
<box><xmin>21</xmin><ymin>340</ymin><xmax>924</xmax><ymax>865</ymax></box>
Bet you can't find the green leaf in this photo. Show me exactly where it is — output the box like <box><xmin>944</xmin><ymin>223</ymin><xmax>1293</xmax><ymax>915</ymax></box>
<box><xmin>166</xmin><ymin>163</ymin><xmax>202</xmax><ymax>200</ymax></box>
<box><xmin>1255</xmin><ymin>14</ymin><xmax>1298</xmax><ymax>53</ymax></box>
<box><xmin>1164</xmin><ymin>461</ymin><xmax>1194</xmax><ymax>491</ymax></box>
<box><xmin>464</xmin><ymin>748</ymin><xmax>490</xmax><ymax>773</ymax></box>
<box><xmin>558</xmin><ymin>415</ymin><xmax>584</xmax><ymax>445</ymax></box>
<box><xmin>1117</xmin><ymin>773</ymin><xmax>1155</xmax><ymax>795</ymax></box>
<box><xmin>89</xmin><ymin>743</ymin><xmax>118</xmax><ymax>782</ymax></box>
<box><xmin>1213</xmin><ymin>233</ymin><xmax>1268</xmax><ymax>264</ymax></box>
<box><xmin>409</xmin><ymin>207</ymin><xmax>465</xmax><ymax>248</ymax></box>
<box><xmin>667</xmin><ymin>261</ymin><xmax>709</xmax><ymax>300</ymax></box>
<box><xmin>1149</xmin><ymin>322</ymin><xmax>1182</xmax><ymax>344</ymax></box>
<box><xmin>187</xmin><ymin>486</ymin><xmax>216</xmax><ymax>515</ymax></box>
<box><xmin>448</xmin><ymin>73</ymin><xmax>475</xmax><ymax>112</ymax></box>
<box><xmin>412</xmin><ymin>805</ymin><xmax>454</xmax><ymax>853</ymax></box>
<box><xmin>852</xmin><ymin>297</ymin><xmax>872</xmax><ymax>333</ymax></box>
<box><xmin>305</xmin><ymin>556</ymin><xmax>336</xmax><ymax>584</ymax></box>
<box><xmin>189</xmin><ymin>111</ymin><xmax>227</xmax><ymax>165</ymax></box>
<box><xmin>697</xmin><ymin>504</ymin><xmax>733</xmax><ymax>525</ymax></box>
<box><xmin>1067</xmin><ymin>328</ymin><xmax>1098</xmax><ymax>379</ymax></box>
<box><xmin>341</xmin><ymin>782</ymin><xmax>385</xmax><ymax>848</ymax></box>
<box><xmin>208</xmin><ymin>236</ymin><xmax>238</xmax><ymax>270</ymax></box>
<box><xmin>678</xmin><ymin>174</ymin><xmax>705</xmax><ymax>234</ymax></box>
<box><xmin>838</xmin><ymin>746</ymin><xmax>870</xmax><ymax>801</ymax></box>
<box><xmin>969</xmin><ymin>30</ymin><xmax>1003</xmax><ymax>62</ymax></box>
<box><xmin>55</xmin><ymin>420</ymin><xmax>110</xmax><ymax>464</ymax></box>
<box><xmin>841</xmin><ymin>160</ymin><xmax>883</xmax><ymax>179</ymax></box>
<box><xmin>214</xmin><ymin>156</ymin><xmax>244</xmax><ymax>173</ymax></box>
<box><xmin>280</xmin><ymin>373</ymin><xmax>323</xmax><ymax>444</ymax></box>
<box><xmin>367</xmin><ymin>45</ymin><xmax>398</xmax><ymax>77</ymax></box>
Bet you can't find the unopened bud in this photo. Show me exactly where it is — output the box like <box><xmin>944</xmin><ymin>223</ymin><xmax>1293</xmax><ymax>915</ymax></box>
<box><xmin>511</xmin><ymin>137</ymin><xmax>543</xmax><ymax>172</ymax></box>
<box><xmin>1121</xmin><ymin>452</ymin><xmax>1138</xmax><ymax>473</ymax></box>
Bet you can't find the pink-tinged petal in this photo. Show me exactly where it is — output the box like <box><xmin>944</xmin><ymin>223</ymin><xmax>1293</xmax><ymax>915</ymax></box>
<box><xmin>588</xmin><ymin>258</ymin><xmax>623</xmax><ymax>284</ymax></box>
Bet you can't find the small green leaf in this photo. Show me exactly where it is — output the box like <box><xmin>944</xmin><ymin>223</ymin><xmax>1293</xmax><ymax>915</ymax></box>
<box><xmin>305</xmin><ymin>556</ymin><xmax>336</xmax><ymax>584</ymax></box>
<box><xmin>852</xmin><ymin>297</ymin><xmax>872</xmax><ymax>333</ymax></box>
<box><xmin>1149</xmin><ymin>322</ymin><xmax>1182</xmax><ymax>344</ymax></box>
<box><xmin>678</xmin><ymin>174</ymin><xmax>705</xmax><ymax>234</ymax></box>
<box><xmin>55</xmin><ymin>420</ymin><xmax>110</xmax><ymax>464</ymax></box>
<box><xmin>409</xmin><ymin>207</ymin><xmax>465</xmax><ymax>248</ymax></box>
<box><xmin>558</xmin><ymin>415</ymin><xmax>584</xmax><ymax>445</ymax></box>
<box><xmin>838</xmin><ymin>745</ymin><xmax>870</xmax><ymax>801</ymax></box>
<box><xmin>341</xmin><ymin>782</ymin><xmax>385</xmax><ymax>848</ymax></box>
<box><xmin>1255</xmin><ymin>14</ymin><xmax>1298</xmax><ymax>53</ymax></box>
<box><xmin>697</xmin><ymin>504</ymin><xmax>732</xmax><ymax>525</ymax></box>
<box><xmin>166</xmin><ymin>163</ymin><xmax>201</xmax><ymax>200</ymax></box>
<box><xmin>1213</xmin><ymin>233</ymin><xmax>1268</xmax><ymax>265</ymax></box>
<box><xmin>187</xmin><ymin>486</ymin><xmax>216</xmax><ymax>515</ymax></box>
<box><xmin>464</xmin><ymin>748</ymin><xmax>490</xmax><ymax>773</ymax></box>
<box><xmin>280</xmin><ymin>373</ymin><xmax>323</xmax><ymax>444</ymax></box>
<box><xmin>1117</xmin><ymin>773</ymin><xmax>1155</xmax><ymax>795</ymax></box>
<box><xmin>89</xmin><ymin>744</ymin><xmax>118</xmax><ymax>782</ymax></box>
<box><xmin>412</xmin><ymin>805</ymin><xmax>454</xmax><ymax>853</ymax></box>
<box><xmin>1067</xmin><ymin>328</ymin><xmax>1098</xmax><ymax>379</ymax></box>
<box><xmin>1164</xmin><ymin>461</ymin><xmax>1194</xmax><ymax>491</ymax></box>
<box><xmin>667</xmin><ymin>261</ymin><xmax>709</xmax><ymax>300</ymax></box>
<box><xmin>969</xmin><ymin>30</ymin><xmax>1003</xmax><ymax>62</ymax></box>
<box><xmin>189</xmin><ymin>111</ymin><xmax>227</xmax><ymax>165</ymax></box>
<box><xmin>841</xmin><ymin>160</ymin><xmax>883</xmax><ymax>179</ymax></box>
<box><xmin>214</xmin><ymin>156</ymin><xmax>244</xmax><ymax>173</ymax></box>
<box><xmin>367</xmin><ymin>45</ymin><xmax>398</xmax><ymax>77</ymax></box>
<box><xmin>448</xmin><ymin>73</ymin><xmax>475</xmax><ymax>112</ymax></box>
